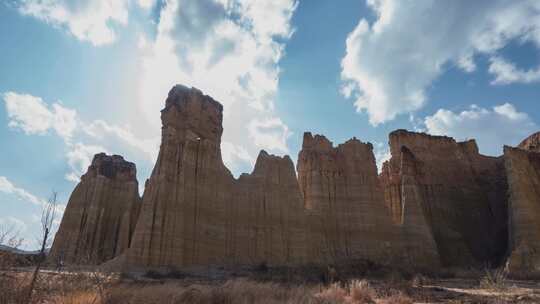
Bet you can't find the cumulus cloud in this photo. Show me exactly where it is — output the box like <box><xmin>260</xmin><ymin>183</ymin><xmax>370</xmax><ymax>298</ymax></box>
<box><xmin>425</xmin><ymin>103</ymin><xmax>537</xmax><ymax>155</ymax></box>
<box><xmin>17</xmin><ymin>0</ymin><xmax>129</xmax><ymax>46</ymax></box>
<box><xmin>2</xmin><ymin>92</ymin><xmax>157</xmax><ymax>182</ymax></box>
<box><xmin>489</xmin><ymin>56</ymin><xmax>540</xmax><ymax>85</ymax></box>
<box><xmin>0</xmin><ymin>176</ymin><xmax>45</xmax><ymax>207</ymax></box>
<box><xmin>2</xmin><ymin>92</ymin><xmax>77</xmax><ymax>139</ymax></box>
<box><xmin>137</xmin><ymin>0</ymin><xmax>297</xmax><ymax>174</ymax></box>
<box><xmin>341</xmin><ymin>0</ymin><xmax>540</xmax><ymax>125</ymax></box>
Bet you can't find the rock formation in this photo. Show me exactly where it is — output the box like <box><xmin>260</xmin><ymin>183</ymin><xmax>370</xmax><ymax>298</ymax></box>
<box><xmin>232</xmin><ymin>151</ymin><xmax>306</xmax><ymax>265</ymax></box>
<box><xmin>126</xmin><ymin>85</ymin><xmax>307</xmax><ymax>269</ymax></box>
<box><xmin>505</xmin><ymin>137</ymin><xmax>540</xmax><ymax>272</ymax></box>
<box><xmin>518</xmin><ymin>131</ymin><xmax>540</xmax><ymax>152</ymax></box>
<box><xmin>297</xmin><ymin>134</ymin><xmax>381</xmax><ymax>262</ymax></box>
<box><xmin>380</xmin><ymin>130</ymin><xmax>507</xmax><ymax>267</ymax></box>
<box><xmin>51</xmin><ymin>84</ymin><xmax>540</xmax><ymax>273</ymax></box>
<box><xmin>49</xmin><ymin>153</ymin><xmax>141</xmax><ymax>264</ymax></box>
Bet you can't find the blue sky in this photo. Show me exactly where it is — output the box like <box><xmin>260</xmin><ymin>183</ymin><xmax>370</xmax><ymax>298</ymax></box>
<box><xmin>1</xmin><ymin>0</ymin><xmax>539</xmax><ymax>249</ymax></box>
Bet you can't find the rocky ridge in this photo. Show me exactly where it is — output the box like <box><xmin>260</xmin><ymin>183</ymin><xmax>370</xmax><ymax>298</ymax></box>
<box><xmin>51</xmin><ymin>85</ymin><xmax>540</xmax><ymax>273</ymax></box>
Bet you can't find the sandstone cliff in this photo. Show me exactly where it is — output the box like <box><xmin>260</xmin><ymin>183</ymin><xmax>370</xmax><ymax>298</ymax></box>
<box><xmin>126</xmin><ymin>85</ymin><xmax>307</xmax><ymax>269</ymax></box>
<box><xmin>232</xmin><ymin>151</ymin><xmax>306</xmax><ymax>265</ymax></box>
<box><xmin>297</xmin><ymin>133</ymin><xmax>392</xmax><ymax>263</ymax></box>
<box><xmin>518</xmin><ymin>132</ymin><xmax>540</xmax><ymax>152</ymax></box>
<box><xmin>380</xmin><ymin>130</ymin><xmax>507</xmax><ymax>267</ymax></box>
<box><xmin>49</xmin><ymin>153</ymin><xmax>141</xmax><ymax>264</ymax></box>
<box><xmin>504</xmin><ymin>144</ymin><xmax>540</xmax><ymax>272</ymax></box>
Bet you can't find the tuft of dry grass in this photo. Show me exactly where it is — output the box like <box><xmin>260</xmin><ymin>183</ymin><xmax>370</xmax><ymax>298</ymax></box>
<box><xmin>480</xmin><ymin>268</ymin><xmax>508</xmax><ymax>291</ymax></box>
<box><xmin>316</xmin><ymin>280</ymin><xmax>376</xmax><ymax>304</ymax></box>
<box><xmin>378</xmin><ymin>292</ymin><xmax>413</xmax><ymax>304</ymax></box>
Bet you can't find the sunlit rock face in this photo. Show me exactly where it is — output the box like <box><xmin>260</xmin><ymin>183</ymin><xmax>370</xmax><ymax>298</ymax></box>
<box><xmin>505</xmin><ymin>141</ymin><xmax>540</xmax><ymax>272</ymax></box>
<box><xmin>232</xmin><ymin>151</ymin><xmax>307</xmax><ymax>265</ymax></box>
<box><xmin>380</xmin><ymin>130</ymin><xmax>508</xmax><ymax>267</ymax></box>
<box><xmin>49</xmin><ymin>153</ymin><xmax>141</xmax><ymax>264</ymax></box>
<box><xmin>297</xmin><ymin>133</ymin><xmax>391</xmax><ymax>263</ymax></box>
<box><xmin>518</xmin><ymin>132</ymin><xmax>540</xmax><ymax>153</ymax></box>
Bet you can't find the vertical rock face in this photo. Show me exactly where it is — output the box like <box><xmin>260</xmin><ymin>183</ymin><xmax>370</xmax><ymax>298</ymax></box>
<box><xmin>381</xmin><ymin>130</ymin><xmax>507</xmax><ymax>267</ymax></box>
<box><xmin>232</xmin><ymin>151</ymin><xmax>306</xmax><ymax>265</ymax></box>
<box><xmin>297</xmin><ymin>133</ymin><xmax>389</xmax><ymax>262</ymax></box>
<box><xmin>505</xmin><ymin>142</ymin><xmax>540</xmax><ymax>272</ymax></box>
<box><xmin>380</xmin><ymin>146</ymin><xmax>441</xmax><ymax>267</ymax></box>
<box><xmin>127</xmin><ymin>85</ymin><xmax>233</xmax><ymax>268</ymax></box>
<box><xmin>126</xmin><ymin>85</ymin><xmax>307</xmax><ymax>268</ymax></box>
<box><xmin>49</xmin><ymin>153</ymin><xmax>141</xmax><ymax>264</ymax></box>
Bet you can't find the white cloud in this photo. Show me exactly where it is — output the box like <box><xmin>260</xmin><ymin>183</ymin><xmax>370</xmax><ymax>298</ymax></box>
<box><xmin>65</xmin><ymin>143</ymin><xmax>108</xmax><ymax>182</ymax></box>
<box><xmin>2</xmin><ymin>92</ymin><xmax>157</xmax><ymax>182</ymax></box>
<box><xmin>425</xmin><ymin>103</ymin><xmax>537</xmax><ymax>155</ymax></box>
<box><xmin>0</xmin><ymin>176</ymin><xmax>45</xmax><ymax>207</ymax></box>
<box><xmin>341</xmin><ymin>0</ymin><xmax>540</xmax><ymax>125</ymax></box>
<box><xmin>248</xmin><ymin>117</ymin><xmax>291</xmax><ymax>153</ymax></box>
<box><xmin>17</xmin><ymin>0</ymin><xmax>129</xmax><ymax>46</ymax></box>
<box><xmin>137</xmin><ymin>0</ymin><xmax>297</xmax><ymax>174</ymax></box>
<box><xmin>373</xmin><ymin>142</ymin><xmax>390</xmax><ymax>173</ymax></box>
<box><xmin>3</xmin><ymin>92</ymin><xmax>78</xmax><ymax>141</ymax></box>
<box><xmin>489</xmin><ymin>56</ymin><xmax>540</xmax><ymax>85</ymax></box>
<box><xmin>137</xmin><ymin>0</ymin><xmax>156</xmax><ymax>10</ymax></box>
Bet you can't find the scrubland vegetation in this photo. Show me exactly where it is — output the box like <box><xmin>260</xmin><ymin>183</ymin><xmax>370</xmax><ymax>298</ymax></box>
<box><xmin>1</xmin><ymin>264</ymin><xmax>539</xmax><ymax>304</ymax></box>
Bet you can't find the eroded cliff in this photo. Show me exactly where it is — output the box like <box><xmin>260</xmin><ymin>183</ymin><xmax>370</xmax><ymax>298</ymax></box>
<box><xmin>49</xmin><ymin>153</ymin><xmax>141</xmax><ymax>264</ymax></box>
<box><xmin>505</xmin><ymin>144</ymin><xmax>540</xmax><ymax>272</ymax></box>
<box><xmin>380</xmin><ymin>130</ymin><xmax>508</xmax><ymax>267</ymax></box>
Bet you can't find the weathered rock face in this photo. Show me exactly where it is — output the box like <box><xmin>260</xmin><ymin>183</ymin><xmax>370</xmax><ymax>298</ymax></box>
<box><xmin>518</xmin><ymin>132</ymin><xmax>540</xmax><ymax>152</ymax></box>
<box><xmin>504</xmin><ymin>144</ymin><xmax>540</xmax><ymax>272</ymax></box>
<box><xmin>126</xmin><ymin>85</ymin><xmax>233</xmax><ymax>268</ymax></box>
<box><xmin>380</xmin><ymin>130</ymin><xmax>508</xmax><ymax>267</ymax></box>
<box><xmin>297</xmin><ymin>133</ymin><xmax>439</xmax><ymax>267</ymax></box>
<box><xmin>232</xmin><ymin>151</ymin><xmax>306</xmax><ymax>265</ymax></box>
<box><xmin>126</xmin><ymin>85</ymin><xmax>307</xmax><ymax>268</ymax></box>
<box><xmin>379</xmin><ymin>146</ymin><xmax>441</xmax><ymax>267</ymax></box>
<box><xmin>49</xmin><ymin>153</ymin><xmax>141</xmax><ymax>264</ymax></box>
<box><xmin>297</xmin><ymin>133</ymin><xmax>390</xmax><ymax>263</ymax></box>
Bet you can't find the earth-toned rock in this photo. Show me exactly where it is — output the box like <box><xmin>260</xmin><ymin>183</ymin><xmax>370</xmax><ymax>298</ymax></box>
<box><xmin>518</xmin><ymin>132</ymin><xmax>540</xmax><ymax>152</ymax></box>
<box><xmin>53</xmin><ymin>84</ymin><xmax>540</xmax><ymax>273</ymax></box>
<box><xmin>297</xmin><ymin>133</ymin><xmax>392</xmax><ymax>263</ymax></box>
<box><xmin>126</xmin><ymin>85</ymin><xmax>307</xmax><ymax>269</ymax></box>
<box><xmin>49</xmin><ymin>153</ymin><xmax>141</xmax><ymax>264</ymax></box>
<box><xmin>380</xmin><ymin>130</ymin><xmax>507</xmax><ymax>267</ymax></box>
<box><xmin>504</xmin><ymin>144</ymin><xmax>540</xmax><ymax>272</ymax></box>
<box><xmin>232</xmin><ymin>151</ymin><xmax>306</xmax><ymax>265</ymax></box>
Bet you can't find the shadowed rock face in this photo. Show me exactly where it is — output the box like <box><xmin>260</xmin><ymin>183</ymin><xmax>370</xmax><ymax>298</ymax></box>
<box><xmin>126</xmin><ymin>85</ymin><xmax>307</xmax><ymax>268</ymax></box>
<box><xmin>297</xmin><ymin>133</ymin><xmax>440</xmax><ymax>267</ymax></box>
<box><xmin>54</xmin><ymin>85</ymin><xmax>540</xmax><ymax>272</ymax></box>
<box><xmin>505</xmin><ymin>144</ymin><xmax>540</xmax><ymax>272</ymax></box>
<box><xmin>49</xmin><ymin>153</ymin><xmax>141</xmax><ymax>264</ymax></box>
<box><xmin>380</xmin><ymin>130</ymin><xmax>508</xmax><ymax>267</ymax></box>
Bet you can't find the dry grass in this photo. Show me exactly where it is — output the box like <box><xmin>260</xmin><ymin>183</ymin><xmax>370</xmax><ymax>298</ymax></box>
<box><xmin>105</xmin><ymin>279</ymin><xmax>319</xmax><ymax>304</ymax></box>
<box><xmin>480</xmin><ymin>268</ymin><xmax>508</xmax><ymax>291</ymax></box>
